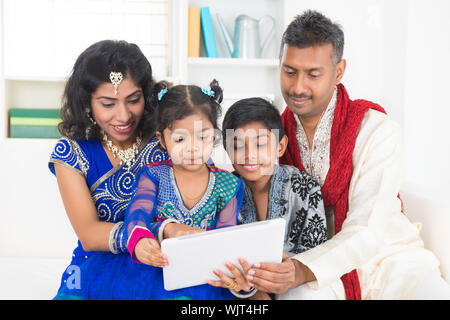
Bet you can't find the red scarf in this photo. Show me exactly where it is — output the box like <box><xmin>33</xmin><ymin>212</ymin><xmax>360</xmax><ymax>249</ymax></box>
<box><xmin>280</xmin><ymin>84</ymin><xmax>386</xmax><ymax>300</ymax></box>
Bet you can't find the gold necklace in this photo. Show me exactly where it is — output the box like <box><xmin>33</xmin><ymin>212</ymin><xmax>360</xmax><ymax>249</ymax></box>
<box><xmin>102</xmin><ymin>131</ymin><xmax>142</xmax><ymax>170</ymax></box>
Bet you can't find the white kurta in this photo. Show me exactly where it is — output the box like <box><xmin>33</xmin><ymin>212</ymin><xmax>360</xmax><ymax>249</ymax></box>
<box><xmin>285</xmin><ymin>98</ymin><xmax>443</xmax><ymax>299</ymax></box>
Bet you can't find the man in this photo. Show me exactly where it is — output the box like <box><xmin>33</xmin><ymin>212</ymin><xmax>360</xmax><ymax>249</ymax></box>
<box><xmin>246</xmin><ymin>10</ymin><xmax>450</xmax><ymax>299</ymax></box>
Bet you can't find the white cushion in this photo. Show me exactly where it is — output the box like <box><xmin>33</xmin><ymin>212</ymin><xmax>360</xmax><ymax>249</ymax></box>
<box><xmin>402</xmin><ymin>184</ymin><xmax>450</xmax><ymax>282</ymax></box>
<box><xmin>0</xmin><ymin>257</ymin><xmax>70</xmax><ymax>300</ymax></box>
<box><xmin>0</xmin><ymin>139</ymin><xmax>78</xmax><ymax>259</ymax></box>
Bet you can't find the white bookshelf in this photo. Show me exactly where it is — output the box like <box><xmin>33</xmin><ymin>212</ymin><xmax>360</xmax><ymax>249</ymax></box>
<box><xmin>173</xmin><ymin>0</ymin><xmax>286</xmax><ymax>170</ymax></box>
<box><xmin>1</xmin><ymin>0</ymin><xmax>287</xmax><ymax>140</ymax></box>
<box><xmin>187</xmin><ymin>57</ymin><xmax>279</xmax><ymax>67</ymax></box>
<box><xmin>1</xmin><ymin>0</ymin><xmax>172</xmax><ymax>140</ymax></box>
<box><xmin>0</xmin><ymin>0</ymin><xmax>287</xmax><ymax>243</ymax></box>
<box><xmin>175</xmin><ymin>0</ymin><xmax>285</xmax><ymax>113</ymax></box>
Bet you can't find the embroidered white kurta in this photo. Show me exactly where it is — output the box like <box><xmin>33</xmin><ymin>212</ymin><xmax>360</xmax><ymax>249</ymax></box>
<box><xmin>290</xmin><ymin>104</ymin><xmax>442</xmax><ymax>299</ymax></box>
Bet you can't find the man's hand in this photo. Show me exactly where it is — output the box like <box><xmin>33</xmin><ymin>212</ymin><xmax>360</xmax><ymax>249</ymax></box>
<box><xmin>246</xmin><ymin>251</ymin><xmax>315</xmax><ymax>294</ymax></box>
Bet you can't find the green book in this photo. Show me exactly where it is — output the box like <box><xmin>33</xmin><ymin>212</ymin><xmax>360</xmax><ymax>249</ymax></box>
<box><xmin>9</xmin><ymin>108</ymin><xmax>62</xmax><ymax>138</ymax></box>
<box><xmin>9</xmin><ymin>108</ymin><xmax>60</xmax><ymax>118</ymax></box>
<box><xmin>10</xmin><ymin>125</ymin><xmax>61</xmax><ymax>139</ymax></box>
<box><xmin>10</xmin><ymin>117</ymin><xmax>61</xmax><ymax>126</ymax></box>
<box><xmin>9</xmin><ymin>108</ymin><xmax>62</xmax><ymax>127</ymax></box>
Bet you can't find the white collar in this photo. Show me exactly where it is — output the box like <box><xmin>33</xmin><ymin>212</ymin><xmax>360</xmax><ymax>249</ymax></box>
<box><xmin>294</xmin><ymin>87</ymin><xmax>338</xmax><ymax>140</ymax></box>
<box><xmin>293</xmin><ymin>87</ymin><xmax>337</xmax><ymax>186</ymax></box>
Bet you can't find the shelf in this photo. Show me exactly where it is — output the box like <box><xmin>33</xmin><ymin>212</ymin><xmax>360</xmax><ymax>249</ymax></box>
<box><xmin>4</xmin><ymin>75</ymin><xmax>67</xmax><ymax>83</ymax></box>
<box><xmin>187</xmin><ymin>57</ymin><xmax>279</xmax><ymax>67</ymax></box>
<box><xmin>3</xmin><ymin>137</ymin><xmax>58</xmax><ymax>143</ymax></box>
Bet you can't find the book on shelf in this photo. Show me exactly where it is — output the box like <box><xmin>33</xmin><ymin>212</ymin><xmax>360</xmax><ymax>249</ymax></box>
<box><xmin>10</xmin><ymin>126</ymin><xmax>61</xmax><ymax>139</ymax></box>
<box><xmin>200</xmin><ymin>7</ymin><xmax>218</xmax><ymax>58</ymax></box>
<box><xmin>188</xmin><ymin>7</ymin><xmax>201</xmax><ymax>58</ymax></box>
<box><xmin>9</xmin><ymin>108</ymin><xmax>62</xmax><ymax>139</ymax></box>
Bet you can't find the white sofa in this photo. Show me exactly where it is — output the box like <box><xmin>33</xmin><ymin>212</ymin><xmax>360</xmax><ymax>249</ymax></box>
<box><xmin>0</xmin><ymin>139</ymin><xmax>448</xmax><ymax>299</ymax></box>
<box><xmin>401</xmin><ymin>184</ymin><xmax>449</xmax><ymax>283</ymax></box>
<box><xmin>0</xmin><ymin>139</ymin><xmax>77</xmax><ymax>300</ymax></box>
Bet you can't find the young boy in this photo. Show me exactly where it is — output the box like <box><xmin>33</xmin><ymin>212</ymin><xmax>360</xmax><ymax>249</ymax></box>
<box><xmin>207</xmin><ymin>98</ymin><xmax>328</xmax><ymax>299</ymax></box>
<box><xmin>222</xmin><ymin>97</ymin><xmax>327</xmax><ymax>255</ymax></box>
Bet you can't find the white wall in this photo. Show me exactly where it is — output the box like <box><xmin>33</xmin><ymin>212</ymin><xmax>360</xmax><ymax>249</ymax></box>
<box><xmin>0</xmin><ymin>139</ymin><xmax>77</xmax><ymax>259</ymax></box>
<box><xmin>403</xmin><ymin>0</ymin><xmax>450</xmax><ymax>198</ymax></box>
<box><xmin>283</xmin><ymin>0</ymin><xmax>408</xmax><ymax>126</ymax></box>
<box><xmin>1</xmin><ymin>0</ymin><xmax>449</xmax><ymax>261</ymax></box>
<box><xmin>283</xmin><ymin>0</ymin><xmax>449</xmax><ymax>200</ymax></box>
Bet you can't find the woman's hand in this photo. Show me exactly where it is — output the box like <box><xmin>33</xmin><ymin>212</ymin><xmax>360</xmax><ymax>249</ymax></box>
<box><xmin>207</xmin><ymin>258</ymin><xmax>253</xmax><ymax>292</ymax></box>
<box><xmin>163</xmin><ymin>222</ymin><xmax>205</xmax><ymax>239</ymax></box>
<box><xmin>134</xmin><ymin>237</ymin><xmax>168</xmax><ymax>267</ymax></box>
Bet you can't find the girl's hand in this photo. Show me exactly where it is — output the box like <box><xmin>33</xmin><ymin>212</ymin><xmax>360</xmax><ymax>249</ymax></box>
<box><xmin>207</xmin><ymin>258</ymin><xmax>253</xmax><ymax>292</ymax></box>
<box><xmin>134</xmin><ymin>237</ymin><xmax>168</xmax><ymax>267</ymax></box>
<box><xmin>163</xmin><ymin>222</ymin><xmax>205</xmax><ymax>239</ymax></box>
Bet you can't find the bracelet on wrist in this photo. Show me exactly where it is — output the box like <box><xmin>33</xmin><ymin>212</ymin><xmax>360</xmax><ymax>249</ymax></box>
<box><xmin>230</xmin><ymin>287</ymin><xmax>258</xmax><ymax>299</ymax></box>
<box><xmin>115</xmin><ymin>223</ymin><xmax>128</xmax><ymax>254</ymax></box>
<box><xmin>109</xmin><ymin>221</ymin><xmax>125</xmax><ymax>254</ymax></box>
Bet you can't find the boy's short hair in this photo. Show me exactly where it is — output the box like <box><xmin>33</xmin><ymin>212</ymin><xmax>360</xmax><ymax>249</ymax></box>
<box><xmin>222</xmin><ymin>97</ymin><xmax>285</xmax><ymax>147</ymax></box>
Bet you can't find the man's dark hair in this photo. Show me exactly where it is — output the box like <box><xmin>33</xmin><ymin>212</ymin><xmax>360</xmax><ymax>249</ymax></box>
<box><xmin>281</xmin><ymin>10</ymin><xmax>344</xmax><ymax>64</ymax></box>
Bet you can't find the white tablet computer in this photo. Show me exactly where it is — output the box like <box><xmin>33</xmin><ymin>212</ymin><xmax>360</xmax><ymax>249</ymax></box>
<box><xmin>161</xmin><ymin>218</ymin><xmax>286</xmax><ymax>291</ymax></box>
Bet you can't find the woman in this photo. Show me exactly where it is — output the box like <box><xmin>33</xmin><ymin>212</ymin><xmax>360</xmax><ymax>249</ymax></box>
<box><xmin>49</xmin><ymin>40</ymin><xmax>170</xmax><ymax>299</ymax></box>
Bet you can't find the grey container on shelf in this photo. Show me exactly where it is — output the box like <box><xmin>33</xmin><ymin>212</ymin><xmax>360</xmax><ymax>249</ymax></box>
<box><xmin>216</xmin><ymin>13</ymin><xmax>275</xmax><ymax>59</ymax></box>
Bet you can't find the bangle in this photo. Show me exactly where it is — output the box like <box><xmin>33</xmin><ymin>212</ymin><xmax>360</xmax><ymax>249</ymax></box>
<box><xmin>230</xmin><ymin>287</ymin><xmax>258</xmax><ymax>299</ymax></box>
<box><xmin>109</xmin><ymin>221</ymin><xmax>124</xmax><ymax>254</ymax></box>
<box><xmin>158</xmin><ymin>218</ymin><xmax>180</xmax><ymax>242</ymax></box>
<box><xmin>115</xmin><ymin>222</ymin><xmax>128</xmax><ymax>254</ymax></box>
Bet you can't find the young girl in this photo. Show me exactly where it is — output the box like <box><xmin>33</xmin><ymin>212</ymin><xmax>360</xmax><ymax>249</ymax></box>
<box><xmin>69</xmin><ymin>80</ymin><xmax>244</xmax><ymax>300</ymax></box>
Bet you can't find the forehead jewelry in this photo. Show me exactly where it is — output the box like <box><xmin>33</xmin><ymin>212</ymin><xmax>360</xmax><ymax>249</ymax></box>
<box><xmin>109</xmin><ymin>71</ymin><xmax>124</xmax><ymax>95</ymax></box>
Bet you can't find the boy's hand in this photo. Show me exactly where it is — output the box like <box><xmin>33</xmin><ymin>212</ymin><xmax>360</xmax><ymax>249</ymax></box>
<box><xmin>207</xmin><ymin>258</ymin><xmax>253</xmax><ymax>292</ymax></box>
<box><xmin>163</xmin><ymin>222</ymin><xmax>205</xmax><ymax>238</ymax></box>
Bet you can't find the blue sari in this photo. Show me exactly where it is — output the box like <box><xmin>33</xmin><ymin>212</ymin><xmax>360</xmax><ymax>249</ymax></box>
<box><xmin>49</xmin><ymin>135</ymin><xmax>169</xmax><ymax>299</ymax></box>
<box><xmin>70</xmin><ymin>160</ymin><xmax>243</xmax><ymax>300</ymax></box>
<box><xmin>49</xmin><ymin>136</ymin><xmax>241</xmax><ymax>300</ymax></box>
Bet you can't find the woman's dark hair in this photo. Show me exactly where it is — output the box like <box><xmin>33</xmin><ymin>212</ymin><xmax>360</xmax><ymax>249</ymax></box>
<box><xmin>281</xmin><ymin>10</ymin><xmax>344</xmax><ymax>64</ymax></box>
<box><xmin>58</xmin><ymin>40</ymin><xmax>156</xmax><ymax>140</ymax></box>
<box><xmin>222</xmin><ymin>97</ymin><xmax>285</xmax><ymax>149</ymax></box>
<box><xmin>154</xmin><ymin>79</ymin><xmax>223</xmax><ymax>149</ymax></box>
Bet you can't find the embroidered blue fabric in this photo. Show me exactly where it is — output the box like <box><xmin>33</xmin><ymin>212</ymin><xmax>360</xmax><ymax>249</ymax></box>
<box><xmin>125</xmin><ymin>161</ymin><xmax>242</xmax><ymax>240</ymax></box>
<box><xmin>55</xmin><ymin>161</ymin><xmax>243</xmax><ymax>300</ymax></box>
<box><xmin>50</xmin><ymin>137</ymin><xmax>242</xmax><ymax>300</ymax></box>
<box><xmin>49</xmin><ymin>135</ymin><xmax>170</xmax><ymax>299</ymax></box>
